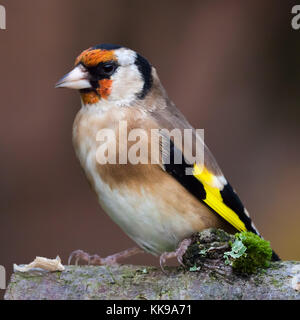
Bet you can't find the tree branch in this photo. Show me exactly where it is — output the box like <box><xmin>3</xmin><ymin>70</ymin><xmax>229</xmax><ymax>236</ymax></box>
<box><xmin>5</xmin><ymin>228</ymin><xmax>300</xmax><ymax>300</ymax></box>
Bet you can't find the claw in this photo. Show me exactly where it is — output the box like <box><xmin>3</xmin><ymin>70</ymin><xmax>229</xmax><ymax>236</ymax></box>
<box><xmin>68</xmin><ymin>250</ymin><xmax>76</xmax><ymax>265</ymax></box>
<box><xmin>176</xmin><ymin>238</ymin><xmax>191</xmax><ymax>266</ymax></box>
<box><xmin>68</xmin><ymin>247</ymin><xmax>143</xmax><ymax>266</ymax></box>
<box><xmin>177</xmin><ymin>255</ymin><xmax>184</xmax><ymax>266</ymax></box>
<box><xmin>159</xmin><ymin>238</ymin><xmax>192</xmax><ymax>273</ymax></box>
<box><xmin>68</xmin><ymin>249</ymin><xmax>90</xmax><ymax>265</ymax></box>
<box><xmin>159</xmin><ymin>253</ymin><xmax>168</xmax><ymax>274</ymax></box>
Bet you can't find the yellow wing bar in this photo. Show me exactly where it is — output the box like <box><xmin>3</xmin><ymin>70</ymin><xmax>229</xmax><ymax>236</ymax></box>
<box><xmin>193</xmin><ymin>164</ymin><xmax>246</xmax><ymax>232</ymax></box>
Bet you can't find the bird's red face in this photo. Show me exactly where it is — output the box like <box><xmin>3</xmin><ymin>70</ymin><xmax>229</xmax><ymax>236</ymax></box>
<box><xmin>56</xmin><ymin>44</ymin><xmax>153</xmax><ymax>106</ymax></box>
<box><xmin>56</xmin><ymin>47</ymin><xmax>119</xmax><ymax>104</ymax></box>
<box><xmin>75</xmin><ymin>47</ymin><xmax>116</xmax><ymax>66</ymax></box>
<box><xmin>74</xmin><ymin>48</ymin><xmax>116</xmax><ymax>103</ymax></box>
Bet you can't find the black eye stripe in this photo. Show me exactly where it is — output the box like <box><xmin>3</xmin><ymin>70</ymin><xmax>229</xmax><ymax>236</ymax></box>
<box><xmin>87</xmin><ymin>61</ymin><xmax>118</xmax><ymax>80</ymax></box>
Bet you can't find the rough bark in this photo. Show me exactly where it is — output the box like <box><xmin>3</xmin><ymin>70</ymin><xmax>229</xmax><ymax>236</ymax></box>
<box><xmin>4</xmin><ymin>262</ymin><xmax>300</xmax><ymax>300</ymax></box>
<box><xmin>4</xmin><ymin>229</ymin><xmax>300</xmax><ymax>300</ymax></box>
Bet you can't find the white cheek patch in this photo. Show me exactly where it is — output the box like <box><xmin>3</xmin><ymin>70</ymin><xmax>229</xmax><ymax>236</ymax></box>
<box><xmin>115</xmin><ymin>48</ymin><xmax>137</xmax><ymax>66</ymax></box>
<box><xmin>109</xmin><ymin>64</ymin><xmax>144</xmax><ymax>105</ymax></box>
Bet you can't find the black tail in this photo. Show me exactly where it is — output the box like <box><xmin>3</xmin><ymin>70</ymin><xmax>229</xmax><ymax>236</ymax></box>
<box><xmin>271</xmin><ymin>250</ymin><xmax>281</xmax><ymax>261</ymax></box>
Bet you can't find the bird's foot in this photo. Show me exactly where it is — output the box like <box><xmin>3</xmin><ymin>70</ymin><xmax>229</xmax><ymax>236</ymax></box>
<box><xmin>68</xmin><ymin>247</ymin><xmax>143</xmax><ymax>266</ymax></box>
<box><xmin>159</xmin><ymin>238</ymin><xmax>192</xmax><ymax>273</ymax></box>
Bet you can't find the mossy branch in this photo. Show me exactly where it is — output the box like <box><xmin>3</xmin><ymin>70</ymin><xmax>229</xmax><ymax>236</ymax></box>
<box><xmin>4</xmin><ymin>229</ymin><xmax>300</xmax><ymax>300</ymax></box>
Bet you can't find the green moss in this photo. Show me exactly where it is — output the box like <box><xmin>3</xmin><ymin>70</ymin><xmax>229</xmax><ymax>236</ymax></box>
<box><xmin>224</xmin><ymin>231</ymin><xmax>272</xmax><ymax>274</ymax></box>
<box><xmin>189</xmin><ymin>265</ymin><xmax>200</xmax><ymax>272</ymax></box>
<box><xmin>16</xmin><ymin>274</ymin><xmax>43</xmax><ymax>283</ymax></box>
<box><xmin>270</xmin><ymin>278</ymin><xmax>281</xmax><ymax>287</ymax></box>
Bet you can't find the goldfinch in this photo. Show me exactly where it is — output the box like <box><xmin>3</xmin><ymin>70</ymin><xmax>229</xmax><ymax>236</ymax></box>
<box><xmin>56</xmin><ymin>44</ymin><xmax>280</xmax><ymax>268</ymax></box>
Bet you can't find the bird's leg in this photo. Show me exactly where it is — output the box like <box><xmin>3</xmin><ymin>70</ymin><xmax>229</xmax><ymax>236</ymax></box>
<box><xmin>159</xmin><ymin>238</ymin><xmax>192</xmax><ymax>273</ymax></box>
<box><xmin>68</xmin><ymin>247</ymin><xmax>144</xmax><ymax>266</ymax></box>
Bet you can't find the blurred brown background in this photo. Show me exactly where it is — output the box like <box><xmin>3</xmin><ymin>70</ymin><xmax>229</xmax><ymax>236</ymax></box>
<box><xmin>1</xmin><ymin>0</ymin><xmax>300</xmax><ymax>296</ymax></box>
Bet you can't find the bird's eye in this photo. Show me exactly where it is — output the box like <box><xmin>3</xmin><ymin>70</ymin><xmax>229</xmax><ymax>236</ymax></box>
<box><xmin>102</xmin><ymin>63</ymin><xmax>115</xmax><ymax>75</ymax></box>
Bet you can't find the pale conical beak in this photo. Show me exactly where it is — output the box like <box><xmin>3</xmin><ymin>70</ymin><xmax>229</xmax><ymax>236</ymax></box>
<box><xmin>55</xmin><ymin>64</ymin><xmax>92</xmax><ymax>89</ymax></box>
